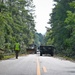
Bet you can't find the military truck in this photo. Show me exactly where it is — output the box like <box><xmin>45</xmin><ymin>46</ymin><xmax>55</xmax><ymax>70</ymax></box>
<box><xmin>26</xmin><ymin>44</ymin><xmax>36</xmax><ymax>54</ymax></box>
<box><xmin>39</xmin><ymin>45</ymin><xmax>54</xmax><ymax>56</ymax></box>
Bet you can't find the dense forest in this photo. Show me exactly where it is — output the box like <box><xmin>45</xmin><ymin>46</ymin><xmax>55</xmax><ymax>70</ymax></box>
<box><xmin>34</xmin><ymin>33</ymin><xmax>45</xmax><ymax>46</ymax></box>
<box><xmin>0</xmin><ymin>0</ymin><xmax>36</xmax><ymax>58</ymax></box>
<box><xmin>45</xmin><ymin>0</ymin><xmax>75</xmax><ymax>58</ymax></box>
<box><xmin>0</xmin><ymin>0</ymin><xmax>75</xmax><ymax>59</ymax></box>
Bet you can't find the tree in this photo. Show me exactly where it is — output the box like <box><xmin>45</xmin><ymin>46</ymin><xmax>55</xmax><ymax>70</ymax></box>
<box><xmin>48</xmin><ymin>0</ymin><xmax>75</xmax><ymax>57</ymax></box>
<box><xmin>0</xmin><ymin>0</ymin><xmax>36</xmax><ymax>55</ymax></box>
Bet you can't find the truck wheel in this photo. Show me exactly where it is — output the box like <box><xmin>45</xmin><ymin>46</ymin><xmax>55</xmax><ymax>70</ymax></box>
<box><xmin>51</xmin><ymin>53</ymin><xmax>54</xmax><ymax>56</ymax></box>
<box><xmin>40</xmin><ymin>53</ymin><xmax>42</xmax><ymax>56</ymax></box>
<box><xmin>35</xmin><ymin>51</ymin><xmax>36</xmax><ymax>54</ymax></box>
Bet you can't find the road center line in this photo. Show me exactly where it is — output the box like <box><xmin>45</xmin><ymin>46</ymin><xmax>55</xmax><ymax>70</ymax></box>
<box><xmin>37</xmin><ymin>57</ymin><xmax>41</xmax><ymax>75</ymax></box>
<box><xmin>43</xmin><ymin>66</ymin><xmax>47</xmax><ymax>73</ymax></box>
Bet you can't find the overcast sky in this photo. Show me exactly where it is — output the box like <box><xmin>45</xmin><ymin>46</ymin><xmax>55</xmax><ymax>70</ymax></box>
<box><xmin>33</xmin><ymin>0</ymin><xmax>55</xmax><ymax>34</ymax></box>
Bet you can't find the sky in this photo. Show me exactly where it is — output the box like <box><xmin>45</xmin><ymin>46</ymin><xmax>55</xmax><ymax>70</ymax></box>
<box><xmin>33</xmin><ymin>0</ymin><xmax>55</xmax><ymax>34</ymax></box>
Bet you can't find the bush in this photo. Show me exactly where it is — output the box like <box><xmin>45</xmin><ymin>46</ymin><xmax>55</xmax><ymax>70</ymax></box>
<box><xmin>0</xmin><ymin>54</ymin><xmax>4</xmax><ymax>59</ymax></box>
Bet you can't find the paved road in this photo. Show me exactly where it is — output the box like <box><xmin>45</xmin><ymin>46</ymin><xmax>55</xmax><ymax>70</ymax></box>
<box><xmin>0</xmin><ymin>54</ymin><xmax>75</xmax><ymax>75</ymax></box>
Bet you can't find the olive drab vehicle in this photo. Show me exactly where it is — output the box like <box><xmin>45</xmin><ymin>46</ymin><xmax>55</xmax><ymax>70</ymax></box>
<box><xmin>39</xmin><ymin>45</ymin><xmax>55</xmax><ymax>56</ymax></box>
<box><xmin>26</xmin><ymin>44</ymin><xmax>37</xmax><ymax>54</ymax></box>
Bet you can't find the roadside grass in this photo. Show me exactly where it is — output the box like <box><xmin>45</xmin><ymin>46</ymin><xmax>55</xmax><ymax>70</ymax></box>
<box><xmin>0</xmin><ymin>53</ymin><xmax>28</xmax><ymax>60</ymax></box>
<box><xmin>2</xmin><ymin>54</ymin><xmax>15</xmax><ymax>60</ymax></box>
<box><xmin>54</xmin><ymin>54</ymin><xmax>75</xmax><ymax>62</ymax></box>
<box><xmin>1</xmin><ymin>53</ymin><xmax>75</xmax><ymax>61</ymax></box>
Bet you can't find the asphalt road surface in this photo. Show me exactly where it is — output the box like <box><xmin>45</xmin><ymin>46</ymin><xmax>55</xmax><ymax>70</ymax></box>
<box><xmin>0</xmin><ymin>53</ymin><xmax>75</xmax><ymax>75</ymax></box>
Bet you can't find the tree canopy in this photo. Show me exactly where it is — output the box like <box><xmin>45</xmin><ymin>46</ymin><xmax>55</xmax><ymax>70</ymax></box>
<box><xmin>45</xmin><ymin>0</ymin><xmax>75</xmax><ymax>58</ymax></box>
<box><xmin>0</xmin><ymin>0</ymin><xmax>36</xmax><ymax>54</ymax></box>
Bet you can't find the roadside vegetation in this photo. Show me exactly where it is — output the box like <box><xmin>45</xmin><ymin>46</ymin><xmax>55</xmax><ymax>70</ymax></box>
<box><xmin>45</xmin><ymin>0</ymin><xmax>75</xmax><ymax>59</ymax></box>
<box><xmin>0</xmin><ymin>0</ymin><xmax>36</xmax><ymax>60</ymax></box>
<box><xmin>0</xmin><ymin>0</ymin><xmax>75</xmax><ymax>60</ymax></box>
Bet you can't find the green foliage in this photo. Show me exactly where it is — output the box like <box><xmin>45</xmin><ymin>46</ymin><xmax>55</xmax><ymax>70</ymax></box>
<box><xmin>34</xmin><ymin>33</ymin><xmax>45</xmax><ymax>46</ymax></box>
<box><xmin>45</xmin><ymin>30</ymin><xmax>54</xmax><ymax>45</ymax></box>
<box><xmin>0</xmin><ymin>0</ymin><xmax>36</xmax><ymax>56</ymax></box>
<box><xmin>47</xmin><ymin>0</ymin><xmax>75</xmax><ymax>57</ymax></box>
<box><xmin>65</xmin><ymin>11</ymin><xmax>75</xmax><ymax>24</ymax></box>
<box><xmin>0</xmin><ymin>54</ymin><xmax>4</xmax><ymax>60</ymax></box>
